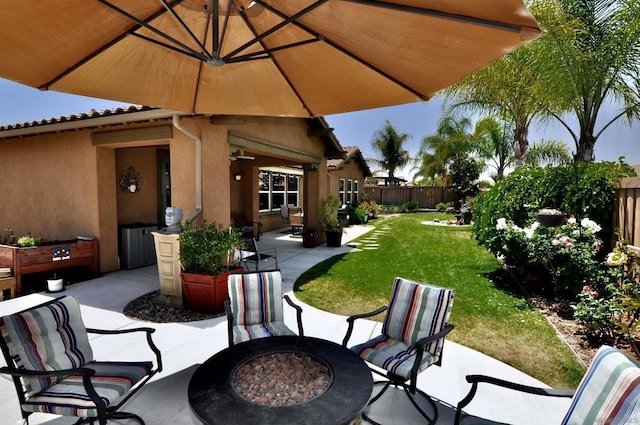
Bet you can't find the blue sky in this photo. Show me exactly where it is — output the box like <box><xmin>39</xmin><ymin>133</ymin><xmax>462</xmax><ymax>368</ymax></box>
<box><xmin>2</xmin><ymin>77</ymin><xmax>639</xmax><ymax>180</ymax></box>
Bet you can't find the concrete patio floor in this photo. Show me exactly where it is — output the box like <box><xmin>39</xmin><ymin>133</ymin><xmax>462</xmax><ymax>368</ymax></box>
<box><xmin>0</xmin><ymin>223</ymin><xmax>573</xmax><ymax>424</ymax></box>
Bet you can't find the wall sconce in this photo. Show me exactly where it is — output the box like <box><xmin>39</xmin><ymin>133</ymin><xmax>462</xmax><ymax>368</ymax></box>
<box><xmin>233</xmin><ymin>172</ymin><xmax>242</xmax><ymax>181</ymax></box>
<box><xmin>119</xmin><ymin>167</ymin><xmax>141</xmax><ymax>193</ymax></box>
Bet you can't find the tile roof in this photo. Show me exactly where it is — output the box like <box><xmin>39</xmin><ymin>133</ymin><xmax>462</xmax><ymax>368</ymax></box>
<box><xmin>327</xmin><ymin>145</ymin><xmax>371</xmax><ymax>176</ymax></box>
<box><xmin>0</xmin><ymin>105</ymin><xmax>155</xmax><ymax>132</ymax></box>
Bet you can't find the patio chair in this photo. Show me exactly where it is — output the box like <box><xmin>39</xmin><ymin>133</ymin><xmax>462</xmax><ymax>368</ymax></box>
<box><xmin>241</xmin><ymin>237</ymin><xmax>278</xmax><ymax>271</ymax></box>
<box><xmin>454</xmin><ymin>345</ymin><xmax>640</xmax><ymax>425</ymax></box>
<box><xmin>288</xmin><ymin>206</ymin><xmax>304</xmax><ymax>236</ymax></box>
<box><xmin>280</xmin><ymin>204</ymin><xmax>291</xmax><ymax>225</ymax></box>
<box><xmin>225</xmin><ymin>270</ymin><xmax>304</xmax><ymax>346</ymax></box>
<box><xmin>0</xmin><ymin>295</ymin><xmax>162</xmax><ymax>425</ymax></box>
<box><xmin>342</xmin><ymin>277</ymin><xmax>454</xmax><ymax>425</ymax></box>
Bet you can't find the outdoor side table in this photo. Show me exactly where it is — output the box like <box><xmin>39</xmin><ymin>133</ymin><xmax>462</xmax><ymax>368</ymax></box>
<box><xmin>188</xmin><ymin>336</ymin><xmax>373</xmax><ymax>425</ymax></box>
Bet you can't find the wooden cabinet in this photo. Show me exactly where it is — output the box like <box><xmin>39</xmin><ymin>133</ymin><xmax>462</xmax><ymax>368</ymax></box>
<box><xmin>0</xmin><ymin>239</ymin><xmax>100</xmax><ymax>295</ymax></box>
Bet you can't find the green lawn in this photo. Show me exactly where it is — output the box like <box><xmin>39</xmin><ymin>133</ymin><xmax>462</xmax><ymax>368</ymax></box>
<box><xmin>294</xmin><ymin>213</ymin><xmax>586</xmax><ymax>388</ymax></box>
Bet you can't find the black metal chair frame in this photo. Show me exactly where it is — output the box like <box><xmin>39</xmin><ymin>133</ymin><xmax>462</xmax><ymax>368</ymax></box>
<box><xmin>224</xmin><ymin>270</ymin><xmax>304</xmax><ymax>347</ymax></box>
<box><xmin>343</xmin><ymin>306</ymin><xmax>455</xmax><ymax>425</ymax></box>
<box><xmin>241</xmin><ymin>237</ymin><xmax>278</xmax><ymax>271</ymax></box>
<box><xmin>454</xmin><ymin>375</ymin><xmax>574</xmax><ymax>424</ymax></box>
<box><xmin>0</xmin><ymin>297</ymin><xmax>163</xmax><ymax>425</ymax></box>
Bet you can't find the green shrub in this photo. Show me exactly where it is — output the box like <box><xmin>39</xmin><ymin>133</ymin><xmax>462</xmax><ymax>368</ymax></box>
<box><xmin>473</xmin><ymin>161</ymin><xmax>635</xmax><ymax>253</ymax></box>
<box><xmin>436</xmin><ymin>202</ymin><xmax>451</xmax><ymax>212</ymax></box>
<box><xmin>352</xmin><ymin>205</ymin><xmax>368</xmax><ymax>224</ymax></box>
<box><xmin>402</xmin><ymin>200</ymin><xmax>419</xmax><ymax>212</ymax></box>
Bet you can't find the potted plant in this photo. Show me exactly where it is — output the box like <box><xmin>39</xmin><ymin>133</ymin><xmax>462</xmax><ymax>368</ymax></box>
<box><xmin>535</xmin><ymin>208</ymin><xmax>565</xmax><ymax>227</ymax></box>
<box><xmin>368</xmin><ymin>200</ymin><xmax>380</xmax><ymax>219</ymax></box>
<box><xmin>178</xmin><ymin>220</ymin><xmax>244</xmax><ymax>314</ymax></box>
<box><xmin>319</xmin><ymin>195</ymin><xmax>344</xmax><ymax>247</ymax></box>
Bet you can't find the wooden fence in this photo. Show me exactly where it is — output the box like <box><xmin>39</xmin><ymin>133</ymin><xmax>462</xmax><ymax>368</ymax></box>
<box><xmin>363</xmin><ymin>186</ymin><xmax>454</xmax><ymax>209</ymax></box>
<box><xmin>615</xmin><ymin>176</ymin><xmax>640</xmax><ymax>249</ymax></box>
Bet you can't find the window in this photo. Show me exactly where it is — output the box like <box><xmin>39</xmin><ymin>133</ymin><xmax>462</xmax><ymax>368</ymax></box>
<box><xmin>346</xmin><ymin>179</ymin><xmax>353</xmax><ymax>205</ymax></box>
<box><xmin>353</xmin><ymin>180</ymin><xmax>359</xmax><ymax>203</ymax></box>
<box><xmin>259</xmin><ymin>169</ymin><xmax>301</xmax><ymax>212</ymax></box>
<box><xmin>339</xmin><ymin>179</ymin><xmax>346</xmax><ymax>205</ymax></box>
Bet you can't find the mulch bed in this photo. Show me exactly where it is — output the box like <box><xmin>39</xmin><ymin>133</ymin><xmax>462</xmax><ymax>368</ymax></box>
<box><xmin>123</xmin><ymin>290</ymin><xmax>217</xmax><ymax>323</ymax></box>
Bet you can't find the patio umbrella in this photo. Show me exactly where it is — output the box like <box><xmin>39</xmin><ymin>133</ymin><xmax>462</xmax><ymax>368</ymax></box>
<box><xmin>0</xmin><ymin>0</ymin><xmax>542</xmax><ymax>117</ymax></box>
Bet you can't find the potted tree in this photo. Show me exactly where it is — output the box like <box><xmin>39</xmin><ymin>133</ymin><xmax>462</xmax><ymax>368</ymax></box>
<box><xmin>319</xmin><ymin>196</ymin><xmax>344</xmax><ymax>247</ymax></box>
<box><xmin>179</xmin><ymin>220</ymin><xmax>243</xmax><ymax>314</ymax></box>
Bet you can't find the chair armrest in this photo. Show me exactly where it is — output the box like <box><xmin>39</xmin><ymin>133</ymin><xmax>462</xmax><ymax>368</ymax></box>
<box><xmin>283</xmin><ymin>294</ymin><xmax>304</xmax><ymax>337</ymax></box>
<box><xmin>0</xmin><ymin>365</ymin><xmax>96</xmax><ymax>378</ymax></box>
<box><xmin>342</xmin><ymin>306</ymin><xmax>388</xmax><ymax>347</ymax></box>
<box><xmin>225</xmin><ymin>299</ymin><xmax>234</xmax><ymax>346</ymax></box>
<box><xmin>414</xmin><ymin>323</ymin><xmax>455</xmax><ymax>349</ymax></box>
<box><xmin>454</xmin><ymin>374</ymin><xmax>574</xmax><ymax>425</ymax></box>
<box><xmin>87</xmin><ymin>327</ymin><xmax>163</xmax><ymax>372</ymax></box>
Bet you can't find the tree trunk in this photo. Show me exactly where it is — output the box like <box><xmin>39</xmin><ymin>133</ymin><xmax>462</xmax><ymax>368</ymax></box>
<box><xmin>574</xmin><ymin>134</ymin><xmax>596</xmax><ymax>162</ymax></box>
<box><xmin>512</xmin><ymin>124</ymin><xmax>529</xmax><ymax>167</ymax></box>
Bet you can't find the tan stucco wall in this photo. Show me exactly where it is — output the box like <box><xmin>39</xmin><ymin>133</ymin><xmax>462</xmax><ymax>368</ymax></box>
<box><xmin>115</xmin><ymin>147</ymin><xmax>159</xmax><ymax>225</ymax></box>
<box><xmin>0</xmin><ymin>114</ymin><xmax>335</xmax><ymax>275</ymax></box>
<box><xmin>328</xmin><ymin>159</ymin><xmax>366</xmax><ymax>203</ymax></box>
<box><xmin>0</xmin><ymin>132</ymin><xmax>100</xmax><ymax>242</ymax></box>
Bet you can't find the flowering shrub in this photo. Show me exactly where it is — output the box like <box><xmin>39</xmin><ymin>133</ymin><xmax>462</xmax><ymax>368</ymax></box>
<box><xmin>489</xmin><ymin>216</ymin><xmax>607</xmax><ymax>296</ymax></box>
<box><xmin>573</xmin><ymin>244</ymin><xmax>640</xmax><ymax>352</ymax></box>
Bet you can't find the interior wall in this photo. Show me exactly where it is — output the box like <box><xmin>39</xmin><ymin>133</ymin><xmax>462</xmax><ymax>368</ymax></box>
<box><xmin>115</xmin><ymin>147</ymin><xmax>159</xmax><ymax>225</ymax></box>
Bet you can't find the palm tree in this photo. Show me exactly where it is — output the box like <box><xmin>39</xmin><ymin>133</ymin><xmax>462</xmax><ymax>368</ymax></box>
<box><xmin>472</xmin><ymin>117</ymin><xmax>514</xmax><ymax>182</ymax></box>
<box><xmin>472</xmin><ymin>117</ymin><xmax>572</xmax><ymax>181</ymax></box>
<box><xmin>532</xmin><ymin>0</ymin><xmax>640</xmax><ymax>162</ymax></box>
<box><xmin>416</xmin><ymin>116</ymin><xmax>473</xmax><ymax>184</ymax></box>
<box><xmin>526</xmin><ymin>139</ymin><xmax>572</xmax><ymax>167</ymax></box>
<box><xmin>370</xmin><ymin>121</ymin><xmax>411</xmax><ymax>186</ymax></box>
<box><xmin>444</xmin><ymin>38</ymin><xmax>548</xmax><ymax>166</ymax></box>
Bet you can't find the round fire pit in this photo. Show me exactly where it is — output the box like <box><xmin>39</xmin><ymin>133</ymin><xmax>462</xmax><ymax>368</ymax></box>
<box><xmin>188</xmin><ymin>336</ymin><xmax>373</xmax><ymax>425</ymax></box>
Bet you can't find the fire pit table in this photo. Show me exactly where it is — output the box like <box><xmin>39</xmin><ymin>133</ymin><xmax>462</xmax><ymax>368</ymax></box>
<box><xmin>188</xmin><ymin>336</ymin><xmax>373</xmax><ymax>425</ymax></box>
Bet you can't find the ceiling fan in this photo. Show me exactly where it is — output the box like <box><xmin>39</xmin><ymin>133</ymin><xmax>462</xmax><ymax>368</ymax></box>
<box><xmin>229</xmin><ymin>148</ymin><xmax>255</xmax><ymax>161</ymax></box>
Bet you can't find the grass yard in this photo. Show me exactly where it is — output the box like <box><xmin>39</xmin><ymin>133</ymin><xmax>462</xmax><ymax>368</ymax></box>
<box><xmin>294</xmin><ymin>213</ymin><xmax>586</xmax><ymax>389</ymax></box>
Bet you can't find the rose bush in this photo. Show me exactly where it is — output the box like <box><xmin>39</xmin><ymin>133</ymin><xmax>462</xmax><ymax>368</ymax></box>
<box><xmin>490</xmin><ymin>216</ymin><xmax>607</xmax><ymax>297</ymax></box>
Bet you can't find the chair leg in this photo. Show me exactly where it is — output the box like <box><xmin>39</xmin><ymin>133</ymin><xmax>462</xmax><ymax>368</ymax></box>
<box><xmin>362</xmin><ymin>379</ymin><xmax>438</xmax><ymax>425</ymax></box>
<box><xmin>112</xmin><ymin>411</ymin><xmax>146</xmax><ymax>424</ymax></box>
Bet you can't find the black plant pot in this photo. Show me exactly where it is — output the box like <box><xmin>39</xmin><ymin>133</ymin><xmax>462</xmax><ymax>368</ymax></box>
<box><xmin>325</xmin><ymin>231</ymin><xmax>343</xmax><ymax>247</ymax></box>
<box><xmin>536</xmin><ymin>214</ymin><xmax>565</xmax><ymax>227</ymax></box>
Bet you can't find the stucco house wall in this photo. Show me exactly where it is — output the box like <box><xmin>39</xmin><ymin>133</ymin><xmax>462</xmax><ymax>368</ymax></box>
<box><xmin>0</xmin><ymin>109</ymin><xmax>353</xmax><ymax>285</ymax></box>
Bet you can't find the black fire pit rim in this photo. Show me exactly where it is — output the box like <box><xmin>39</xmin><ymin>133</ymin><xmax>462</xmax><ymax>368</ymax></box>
<box><xmin>188</xmin><ymin>335</ymin><xmax>373</xmax><ymax>425</ymax></box>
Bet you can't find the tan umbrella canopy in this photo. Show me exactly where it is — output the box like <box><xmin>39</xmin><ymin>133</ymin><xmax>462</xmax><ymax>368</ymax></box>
<box><xmin>0</xmin><ymin>0</ymin><xmax>542</xmax><ymax>117</ymax></box>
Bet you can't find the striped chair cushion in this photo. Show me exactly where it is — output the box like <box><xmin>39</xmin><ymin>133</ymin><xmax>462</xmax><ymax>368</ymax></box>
<box><xmin>351</xmin><ymin>335</ymin><xmax>438</xmax><ymax>380</ymax></box>
<box><xmin>228</xmin><ymin>271</ymin><xmax>285</xmax><ymax>326</ymax></box>
<box><xmin>0</xmin><ymin>296</ymin><xmax>93</xmax><ymax>396</ymax></box>
<box><xmin>382</xmin><ymin>277</ymin><xmax>454</xmax><ymax>357</ymax></box>
<box><xmin>562</xmin><ymin>345</ymin><xmax>640</xmax><ymax>425</ymax></box>
<box><xmin>231</xmin><ymin>322</ymin><xmax>296</xmax><ymax>345</ymax></box>
<box><xmin>22</xmin><ymin>361</ymin><xmax>153</xmax><ymax>418</ymax></box>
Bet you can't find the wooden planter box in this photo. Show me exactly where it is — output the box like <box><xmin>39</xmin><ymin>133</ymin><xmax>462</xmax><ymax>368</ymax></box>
<box><xmin>0</xmin><ymin>239</ymin><xmax>100</xmax><ymax>295</ymax></box>
<box><xmin>181</xmin><ymin>267</ymin><xmax>243</xmax><ymax>314</ymax></box>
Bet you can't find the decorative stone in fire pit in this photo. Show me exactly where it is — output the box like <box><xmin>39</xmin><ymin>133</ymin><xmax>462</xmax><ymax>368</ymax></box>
<box><xmin>188</xmin><ymin>336</ymin><xmax>373</xmax><ymax>425</ymax></box>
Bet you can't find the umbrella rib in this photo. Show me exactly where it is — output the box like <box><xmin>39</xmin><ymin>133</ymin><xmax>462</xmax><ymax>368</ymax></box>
<box><xmin>256</xmin><ymin>1</ymin><xmax>429</xmax><ymax>101</ymax></box>
<box><xmin>41</xmin><ymin>0</ymin><xmax>186</xmax><ymax>89</ymax></box>
<box><xmin>98</xmin><ymin>0</ymin><xmax>207</xmax><ymax>60</ymax></box>
<box><xmin>221</xmin><ymin>0</ymin><xmax>326</xmax><ymax>63</ymax></box>
<box><xmin>344</xmin><ymin>0</ymin><xmax>525</xmax><ymax>33</ymax></box>
<box><xmin>161</xmin><ymin>0</ymin><xmax>211</xmax><ymax>59</ymax></box>
<box><xmin>225</xmin><ymin>38</ymin><xmax>320</xmax><ymax>63</ymax></box>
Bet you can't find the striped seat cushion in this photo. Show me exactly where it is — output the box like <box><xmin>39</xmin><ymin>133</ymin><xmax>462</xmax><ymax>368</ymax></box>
<box><xmin>562</xmin><ymin>345</ymin><xmax>640</xmax><ymax>425</ymax></box>
<box><xmin>382</xmin><ymin>277</ymin><xmax>454</xmax><ymax>358</ymax></box>
<box><xmin>0</xmin><ymin>296</ymin><xmax>93</xmax><ymax>396</ymax></box>
<box><xmin>22</xmin><ymin>360</ymin><xmax>153</xmax><ymax>418</ymax></box>
<box><xmin>228</xmin><ymin>271</ymin><xmax>294</xmax><ymax>345</ymax></box>
<box><xmin>352</xmin><ymin>335</ymin><xmax>438</xmax><ymax>379</ymax></box>
<box><xmin>231</xmin><ymin>321</ymin><xmax>296</xmax><ymax>345</ymax></box>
